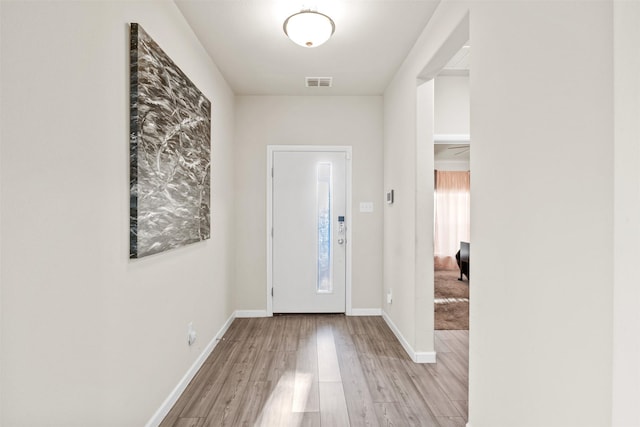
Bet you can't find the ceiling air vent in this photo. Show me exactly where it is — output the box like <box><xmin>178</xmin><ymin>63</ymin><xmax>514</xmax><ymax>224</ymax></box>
<box><xmin>306</xmin><ymin>77</ymin><xmax>333</xmax><ymax>88</ymax></box>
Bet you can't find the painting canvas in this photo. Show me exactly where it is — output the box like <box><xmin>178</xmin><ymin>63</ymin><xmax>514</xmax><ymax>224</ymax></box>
<box><xmin>130</xmin><ymin>23</ymin><xmax>211</xmax><ymax>258</ymax></box>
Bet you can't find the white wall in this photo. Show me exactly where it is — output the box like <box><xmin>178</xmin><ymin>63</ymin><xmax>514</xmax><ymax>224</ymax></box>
<box><xmin>434</xmin><ymin>75</ymin><xmax>470</xmax><ymax>136</ymax></box>
<box><xmin>434</xmin><ymin>75</ymin><xmax>470</xmax><ymax>171</ymax></box>
<box><xmin>385</xmin><ymin>1</ymin><xmax>614</xmax><ymax>426</ymax></box>
<box><xmin>471</xmin><ymin>3</ymin><xmax>613</xmax><ymax>425</ymax></box>
<box><xmin>383</xmin><ymin>2</ymin><xmax>470</xmax><ymax>359</ymax></box>
<box><xmin>612</xmin><ymin>1</ymin><xmax>640</xmax><ymax>425</ymax></box>
<box><xmin>383</xmin><ymin>77</ymin><xmax>419</xmax><ymax>352</ymax></box>
<box><xmin>414</xmin><ymin>81</ymin><xmax>436</xmax><ymax>354</ymax></box>
<box><xmin>0</xmin><ymin>3</ymin><xmax>3</xmax><ymax>423</ymax></box>
<box><xmin>234</xmin><ymin>96</ymin><xmax>383</xmax><ymax>313</ymax></box>
<box><xmin>0</xmin><ymin>1</ymin><xmax>235</xmax><ymax>425</ymax></box>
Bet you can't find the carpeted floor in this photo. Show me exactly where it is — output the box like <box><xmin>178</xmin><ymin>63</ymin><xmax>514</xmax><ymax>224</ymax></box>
<box><xmin>435</xmin><ymin>268</ymin><xmax>469</xmax><ymax>330</ymax></box>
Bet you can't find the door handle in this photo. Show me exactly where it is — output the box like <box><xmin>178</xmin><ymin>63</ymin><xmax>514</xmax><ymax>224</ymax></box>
<box><xmin>337</xmin><ymin>238</ymin><xmax>345</xmax><ymax>245</ymax></box>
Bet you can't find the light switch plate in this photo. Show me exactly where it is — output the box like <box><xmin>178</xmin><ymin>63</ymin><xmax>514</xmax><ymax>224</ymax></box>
<box><xmin>359</xmin><ymin>202</ymin><xmax>374</xmax><ymax>213</ymax></box>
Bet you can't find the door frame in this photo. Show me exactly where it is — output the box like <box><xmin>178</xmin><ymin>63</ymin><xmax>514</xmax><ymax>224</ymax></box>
<box><xmin>266</xmin><ymin>145</ymin><xmax>353</xmax><ymax>316</ymax></box>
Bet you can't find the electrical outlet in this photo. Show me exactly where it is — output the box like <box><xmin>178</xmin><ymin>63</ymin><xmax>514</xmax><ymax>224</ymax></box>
<box><xmin>387</xmin><ymin>290</ymin><xmax>393</xmax><ymax>304</ymax></box>
<box><xmin>187</xmin><ymin>322</ymin><xmax>197</xmax><ymax>346</ymax></box>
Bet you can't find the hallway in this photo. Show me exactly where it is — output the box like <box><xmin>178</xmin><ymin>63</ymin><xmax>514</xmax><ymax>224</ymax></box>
<box><xmin>161</xmin><ymin>315</ymin><xmax>468</xmax><ymax>426</ymax></box>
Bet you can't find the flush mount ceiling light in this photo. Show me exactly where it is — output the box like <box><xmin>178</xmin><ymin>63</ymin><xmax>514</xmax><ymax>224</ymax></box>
<box><xmin>283</xmin><ymin>10</ymin><xmax>335</xmax><ymax>48</ymax></box>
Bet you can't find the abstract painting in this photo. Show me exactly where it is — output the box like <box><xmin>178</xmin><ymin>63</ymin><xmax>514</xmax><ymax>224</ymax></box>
<box><xmin>130</xmin><ymin>23</ymin><xmax>211</xmax><ymax>258</ymax></box>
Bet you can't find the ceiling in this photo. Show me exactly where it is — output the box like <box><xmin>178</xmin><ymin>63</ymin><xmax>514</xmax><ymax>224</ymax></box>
<box><xmin>434</xmin><ymin>143</ymin><xmax>470</xmax><ymax>162</ymax></box>
<box><xmin>175</xmin><ymin>0</ymin><xmax>441</xmax><ymax>96</ymax></box>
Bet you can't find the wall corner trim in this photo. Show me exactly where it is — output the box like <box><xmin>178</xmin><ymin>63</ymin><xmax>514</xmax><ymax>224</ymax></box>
<box><xmin>382</xmin><ymin>311</ymin><xmax>436</xmax><ymax>364</ymax></box>
<box><xmin>145</xmin><ymin>312</ymin><xmax>236</xmax><ymax>427</ymax></box>
<box><xmin>350</xmin><ymin>308</ymin><xmax>383</xmax><ymax>316</ymax></box>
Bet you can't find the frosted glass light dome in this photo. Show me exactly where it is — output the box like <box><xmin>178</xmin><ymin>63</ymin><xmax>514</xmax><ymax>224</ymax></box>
<box><xmin>283</xmin><ymin>10</ymin><xmax>335</xmax><ymax>48</ymax></box>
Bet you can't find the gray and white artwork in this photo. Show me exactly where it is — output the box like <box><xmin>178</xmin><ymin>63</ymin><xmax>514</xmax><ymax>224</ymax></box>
<box><xmin>130</xmin><ymin>23</ymin><xmax>211</xmax><ymax>258</ymax></box>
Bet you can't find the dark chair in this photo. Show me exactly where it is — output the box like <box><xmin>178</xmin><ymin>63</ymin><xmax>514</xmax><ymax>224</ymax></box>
<box><xmin>456</xmin><ymin>241</ymin><xmax>470</xmax><ymax>281</ymax></box>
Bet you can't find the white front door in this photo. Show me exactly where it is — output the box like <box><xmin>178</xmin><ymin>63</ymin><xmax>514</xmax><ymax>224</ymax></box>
<box><xmin>271</xmin><ymin>150</ymin><xmax>347</xmax><ymax>313</ymax></box>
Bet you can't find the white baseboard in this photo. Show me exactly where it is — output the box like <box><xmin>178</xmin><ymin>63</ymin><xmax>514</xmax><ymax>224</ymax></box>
<box><xmin>145</xmin><ymin>312</ymin><xmax>236</xmax><ymax>427</ymax></box>
<box><xmin>382</xmin><ymin>311</ymin><xmax>437</xmax><ymax>364</ymax></box>
<box><xmin>414</xmin><ymin>350</ymin><xmax>437</xmax><ymax>363</ymax></box>
<box><xmin>349</xmin><ymin>308</ymin><xmax>382</xmax><ymax>316</ymax></box>
<box><xmin>234</xmin><ymin>310</ymin><xmax>269</xmax><ymax>318</ymax></box>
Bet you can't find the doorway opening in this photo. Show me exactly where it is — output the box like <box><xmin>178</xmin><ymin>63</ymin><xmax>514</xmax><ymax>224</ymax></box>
<box><xmin>433</xmin><ymin>66</ymin><xmax>470</xmax><ymax>331</ymax></box>
<box><xmin>414</xmin><ymin>12</ymin><xmax>470</xmax><ymax>421</ymax></box>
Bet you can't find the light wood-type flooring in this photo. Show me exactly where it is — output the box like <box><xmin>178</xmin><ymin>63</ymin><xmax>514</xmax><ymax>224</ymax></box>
<box><xmin>160</xmin><ymin>315</ymin><xmax>468</xmax><ymax>427</ymax></box>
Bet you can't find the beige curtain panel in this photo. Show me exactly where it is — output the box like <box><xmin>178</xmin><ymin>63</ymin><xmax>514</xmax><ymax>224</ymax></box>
<box><xmin>434</xmin><ymin>170</ymin><xmax>471</xmax><ymax>270</ymax></box>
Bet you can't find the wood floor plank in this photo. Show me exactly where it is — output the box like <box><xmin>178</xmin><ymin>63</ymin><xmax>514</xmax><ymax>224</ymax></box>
<box><xmin>172</xmin><ymin>418</ymin><xmax>205</xmax><ymax>427</ymax></box>
<box><xmin>354</xmin><ymin>334</ymin><xmax>408</xmax><ymax>360</ymax></box>
<box><xmin>450</xmin><ymin>330</ymin><xmax>469</xmax><ymax>345</ymax></box>
<box><xmin>376</xmin><ymin>401</ymin><xmax>441</xmax><ymax>427</ymax></box>
<box><xmin>298</xmin><ymin>315</ymin><xmax>319</xmax><ymax>356</ymax></box>
<box><xmin>319</xmin><ymin>382</ymin><xmax>351</xmax><ymax>427</ymax></box>
<box><xmin>352</xmin><ymin>334</ymin><xmax>375</xmax><ymax>355</ymax></box>
<box><xmin>436</xmin><ymin>351</ymin><xmax>468</xmax><ymax>385</ymax></box>
<box><xmin>250</xmin><ymin>350</ymin><xmax>296</xmax><ymax>384</ymax></box>
<box><xmin>300</xmin><ymin>412</ymin><xmax>322</xmax><ymax>427</ymax></box>
<box><xmin>293</xmin><ymin>376</ymin><xmax>319</xmax><ymax>413</ymax></box>
<box><xmin>248</xmin><ymin>350</ymin><xmax>276</xmax><ymax>382</ymax></box>
<box><xmin>293</xmin><ymin>321</ymin><xmax>320</xmax><ymax>413</ymax></box>
<box><xmin>332</xmin><ymin>316</ymin><xmax>357</xmax><ymax>353</ymax></box>
<box><xmin>358</xmin><ymin>353</ymin><xmax>401</xmax><ymax>403</ymax></box>
<box><xmin>283</xmin><ymin>315</ymin><xmax>302</xmax><ymax>352</ymax></box>
<box><xmin>425</xmin><ymin>357</ymin><xmax>468</xmax><ymax>402</ymax></box>
<box><xmin>158</xmin><ymin>362</ymin><xmax>218</xmax><ymax>427</ymax></box>
<box><xmin>445</xmin><ymin>340</ymin><xmax>468</xmax><ymax>364</ymax></box>
<box><xmin>235</xmin><ymin>338</ymin><xmax>266</xmax><ymax>366</ymax></box>
<box><xmin>373</xmin><ymin>402</ymin><xmax>413</xmax><ymax>427</ymax></box>
<box><xmin>364</xmin><ymin>317</ymin><xmax>399</xmax><ymax>343</ymax></box>
<box><xmin>221</xmin><ymin>318</ymin><xmax>251</xmax><ymax>342</ymax></box>
<box><xmin>200</xmin><ymin>361</ymin><xmax>253</xmax><ymax>426</ymax></box>
<box><xmin>247</xmin><ymin>317</ymin><xmax>270</xmax><ymax>339</ymax></box>
<box><xmin>436</xmin><ymin>331</ymin><xmax>468</xmax><ymax>364</ymax></box>
<box><xmin>317</xmin><ymin>323</ymin><xmax>342</xmax><ymax>382</ymax></box>
<box><xmin>255</xmin><ymin>351</ymin><xmax>300</xmax><ymax>425</ymax></box>
<box><xmin>228</xmin><ymin>380</ymin><xmax>271</xmax><ymax>427</ymax></box>
<box><xmin>401</xmin><ymin>360</ymin><xmax>463</xmax><ymax>418</ymax></box>
<box><xmin>436</xmin><ymin>416</ymin><xmax>467</xmax><ymax>427</ymax></box>
<box><xmin>201</xmin><ymin>381</ymin><xmax>249</xmax><ymax>426</ymax></box>
<box><xmin>253</xmin><ymin>371</ymin><xmax>299</xmax><ymax>426</ymax></box>
<box><xmin>451</xmin><ymin>400</ymin><xmax>468</xmax><ymax>419</ymax></box>
<box><xmin>177</xmin><ymin>341</ymin><xmax>244</xmax><ymax>418</ymax></box>
<box><xmin>377</xmin><ymin>357</ymin><xmax>439</xmax><ymax>425</ymax></box>
<box><xmin>294</xmin><ymin>337</ymin><xmax>320</xmax><ymax>412</ymax></box>
<box><xmin>434</xmin><ymin>332</ymin><xmax>453</xmax><ymax>353</ymax></box>
<box><xmin>346</xmin><ymin>315</ymin><xmax>368</xmax><ymax>335</ymax></box>
<box><xmin>336</xmin><ymin>349</ymin><xmax>380</xmax><ymax>427</ymax></box>
<box><xmin>366</xmin><ymin>317</ymin><xmax>395</xmax><ymax>341</ymax></box>
<box><xmin>266</xmin><ymin>316</ymin><xmax>287</xmax><ymax>351</ymax></box>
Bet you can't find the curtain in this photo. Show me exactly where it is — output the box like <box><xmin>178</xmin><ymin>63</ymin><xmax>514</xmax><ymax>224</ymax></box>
<box><xmin>434</xmin><ymin>170</ymin><xmax>470</xmax><ymax>270</ymax></box>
